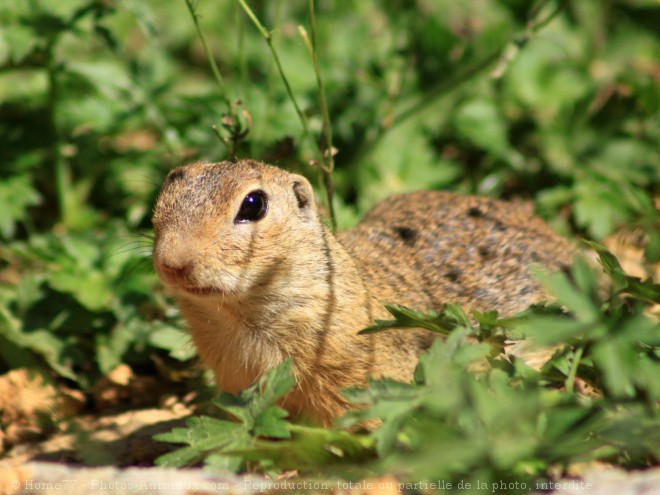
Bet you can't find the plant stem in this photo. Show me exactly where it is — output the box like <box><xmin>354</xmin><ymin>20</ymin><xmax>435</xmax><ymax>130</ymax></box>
<box><xmin>299</xmin><ymin>0</ymin><xmax>337</xmax><ymax>230</ymax></box>
<box><xmin>530</xmin><ymin>0</ymin><xmax>571</xmax><ymax>32</ymax></box>
<box><xmin>307</xmin><ymin>1</ymin><xmax>333</xmax><ymax>169</ymax></box>
<box><xmin>46</xmin><ymin>42</ymin><xmax>71</xmax><ymax>227</ymax></box>
<box><xmin>184</xmin><ymin>0</ymin><xmax>232</xmax><ymax>153</ymax></box>
<box><xmin>237</xmin><ymin>0</ymin><xmax>321</xmax><ymax>161</ymax></box>
<box><xmin>565</xmin><ymin>345</ymin><xmax>584</xmax><ymax>394</ymax></box>
<box><xmin>235</xmin><ymin>1</ymin><xmax>248</xmax><ymax>100</ymax></box>
<box><xmin>184</xmin><ymin>0</ymin><xmax>229</xmax><ymax>101</ymax></box>
<box><xmin>491</xmin><ymin>0</ymin><xmax>571</xmax><ymax>79</ymax></box>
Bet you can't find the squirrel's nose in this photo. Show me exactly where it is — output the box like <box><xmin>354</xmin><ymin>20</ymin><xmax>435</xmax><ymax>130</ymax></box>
<box><xmin>155</xmin><ymin>259</ymin><xmax>194</xmax><ymax>282</ymax></box>
<box><xmin>153</xmin><ymin>234</ymin><xmax>199</xmax><ymax>284</ymax></box>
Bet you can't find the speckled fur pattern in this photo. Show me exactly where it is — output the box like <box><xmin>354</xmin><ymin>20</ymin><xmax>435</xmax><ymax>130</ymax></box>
<box><xmin>340</xmin><ymin>191</ymin><xmax>574</xmax><ymax>316</ymax></box>
<box><xmin>152</xmin><ymin>160</ymin><xmax>574</xmax><ymax>426</ymax></box>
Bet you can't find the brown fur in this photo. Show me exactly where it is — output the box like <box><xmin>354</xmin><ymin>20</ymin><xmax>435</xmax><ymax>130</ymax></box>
<box><xmin>152</xmin><ymin>160</ymin><xmax>574</xmax><ymax>426</ymax></box>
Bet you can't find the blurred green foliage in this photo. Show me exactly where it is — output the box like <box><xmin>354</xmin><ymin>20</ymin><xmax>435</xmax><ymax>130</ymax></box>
<box><xmin>0</xmin><ymin>0</ymin><xmax>659</xmax><ymax>486</ymax></box>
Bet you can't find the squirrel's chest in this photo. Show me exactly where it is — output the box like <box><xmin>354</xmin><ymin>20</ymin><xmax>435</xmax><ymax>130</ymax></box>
<box><xmin>178</xmin><ymin>300</ymin><xmax>286</xmax><ymax>392</ymax></box>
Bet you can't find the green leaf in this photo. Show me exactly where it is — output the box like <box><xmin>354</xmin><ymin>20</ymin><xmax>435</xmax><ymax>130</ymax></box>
<box><xmin>154</xmin><ymin>416</ymin><xmax>250</xmax><ymax>470</ymax></box>
<box><xmin>95</xmin><ymin>331</ymin><xmax>126</xmax><ymax>376</ymax></box>
<box><xmin>214</xmin><ymin>358</ymin><xmax>295</xmax><ymax>429</ymax></box>
<box><xmin>234</xmin><ymin>425</ymin><xmax>376</xmax><ymax>471</ymax></box>
<box><xmin>591</xmin><ymin>313</ymin><xmax>660</xmax><ymax>400</ymax></box>
<box><xmin>152</xmin><ymin>445</ymin><xmax>204</xmax><ymax>469</ymax></box>
<box><xmin>591</xmin><ymin>340</ymin><xmax>636</xmax><ymax>399</ymax></box>
<box><xmin>472</xmin><ymin>310</ymin><xmax>501</xmax><ymax>330</ymax></box>
<box><xmin>583</xmin><ymin>240</ymin><xmax>660</xmax><ymax>304</ymax></box>
<box><xmin>253</xmin><ymin>406</ymin><xmax>291</xmax><ymax>439</ymax></box>
<box><xmin>0</xmin><ymin>304</ymin><xmax>44</xmax><ymax>371</ymax></box>
<box><xmin>574</xmin><ymin>177</ymin><xmax>631</xmax><ymax>239</ymax></box>
<box><xmin>1</xmin><ymin>24</ymin><xmax>36</xmax><ymax>64</ymax></box>
<box><xmin>533</xmin><ymin>262</ymin><xmax>600</xmax><ymax>324</ymax></box>
<box><xmin>518</xmin><ymin>316</ymin><xmax>600</xmax><ymax>346</ymax></box>
<box><xmin>0</xmin><ymin>175</ymin><xmax>41</xmax><ymax>239</ymax></box>
<box><xmin>360</xmin><ymin>119</ymin><xmax>461</xmax><ymax>209</ymax></box>
<box><xmin>581</xmin><ymin>240</ymin><xmax>628</xmax><ymax>286</ymax></box>
<box><xmin>359</xmin><ymin>303</ymin><xmax>467</xmax><ymax>336</ymax></box>
<box><xmin>49</xmin><ymin>268</ymin><xmax>114</xmax><ymax>312</ymax></box>
<box><xmin>155</xmin><ymin>360</ymin><xmax>296</xmax><ymax>470</ymax></box>
<box><xmin>454</xmin><ymin>97</ymin><xmax>522</xmax><ymax>168</ymax></box>
<box><xmin>343</xmin><ymin>377</ymin><xmax>426</xmax><ymax>456</ymax></box>
<box><xmin>0</xmin><ymin>298</ymin><xmax>81</xmax><ymax>381</ymax></box>
<box><xmin>147</xmin><ymin>324</ymin><xmax>196</xmax><ymax>362</ymax></box>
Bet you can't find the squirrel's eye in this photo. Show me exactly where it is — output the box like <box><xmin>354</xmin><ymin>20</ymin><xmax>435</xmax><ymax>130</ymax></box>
<box><xmin>235</xmin><ymin>190</ymin><xmax>268</xmax><ymax>223</ymax></box>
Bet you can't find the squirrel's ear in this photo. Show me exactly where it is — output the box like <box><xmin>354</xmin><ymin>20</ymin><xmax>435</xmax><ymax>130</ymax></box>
<box><xmin>291</xmin><ymin>175</ymin><xmax>314</xmax><ymax>210</ymax></box>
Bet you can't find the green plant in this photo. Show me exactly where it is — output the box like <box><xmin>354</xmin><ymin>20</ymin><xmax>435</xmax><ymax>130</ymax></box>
<box><xmin>0</xmin><ymin>227</ymin><xmax>194</xmax><ymax>388</ymax></box>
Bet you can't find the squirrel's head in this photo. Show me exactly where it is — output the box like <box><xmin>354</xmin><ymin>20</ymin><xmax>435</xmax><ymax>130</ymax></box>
<box><xmin>152</xmin><ymin>160</ymin><xmax>317</xmax><ymax>301</ymax></box>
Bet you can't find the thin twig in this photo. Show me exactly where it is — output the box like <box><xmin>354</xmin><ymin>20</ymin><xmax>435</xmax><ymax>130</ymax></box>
<box><xmin>299</xmin><ymin>0</ymin><xmax>337</xmax><ymax>230</ymax></box>
<box><xmin>235</xmin><ymin>1</ymin><xmax>248</xmax><ymax>100</ymax></box>
<box><xmin>491</xmin><ymin>0</ymin><xmax>571</xmax><ymax>79</ymax></box>
<box><xmin>46</xmin><ymin>41</ymin><xmax>71</xmax><ymax>227</ymax></box>
<box><xmin>530</xmin><ymin>0</ymin><xmax>571</xmax><ymax>32</ymax></box>
<box><xmin>565</xmin><ymin>345</ymin><xmax>584</xmax><ymax>394</ymax></box>
<box><xmin>527</xmin><ymin>0</ymin><xmax>555</xmax><ymax>24</ymax></box>
<box><xmin>184</xmin><ymin>0</ymin><xmax>229</xmax><ymax>100</ymax></box>
<box><xmin>184</xmin><ymin>0</ymin><xmax>236</xmax><ymax>154</ymax></box>
<box><xmin>237</xmin><ymin>0</ymin><xmax>321</xmax><ymax>160</ymax></box>
<box><xmin>307</xmin><ymin>0</ymin><xmax>334</xmax><ymax>170</ymax></box>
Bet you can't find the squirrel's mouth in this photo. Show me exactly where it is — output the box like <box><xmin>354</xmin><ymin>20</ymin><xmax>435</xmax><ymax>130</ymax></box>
<box><xmin>181</xmin><ymin>285</ymin><xmax>223</xmax><ymax>297</ymax></box>
<box><xmin>152</xmin><ymin>259</ymin><xmax>232</xmax><ymax>298</ymax></box>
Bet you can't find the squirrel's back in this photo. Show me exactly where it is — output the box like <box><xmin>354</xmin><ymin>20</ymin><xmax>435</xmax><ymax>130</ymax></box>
<box><xmin>339</xmin><ymin>191</ymin><xmax>574</xmax><ymax>316</ymax></box>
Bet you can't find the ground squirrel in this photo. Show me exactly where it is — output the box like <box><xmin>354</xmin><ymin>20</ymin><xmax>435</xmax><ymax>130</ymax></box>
<box><xmin>152</xmin><ymin>159</ymin><xmax>574</xmax><ymax>425</ymax></box>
